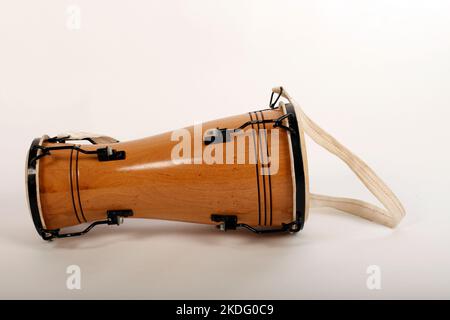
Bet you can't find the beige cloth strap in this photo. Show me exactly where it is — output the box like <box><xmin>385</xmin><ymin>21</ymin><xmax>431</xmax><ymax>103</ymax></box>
<box><xmin>273</xmin><ymin>87</ymin><xmax>405</xmax><ymax>228</ymax></box>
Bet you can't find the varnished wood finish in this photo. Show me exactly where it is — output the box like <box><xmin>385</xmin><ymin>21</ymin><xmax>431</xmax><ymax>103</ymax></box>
<box><xmin>38</xmin><ymin>109</ymin><xmax>295</xmax><ymax>230</ymax></box>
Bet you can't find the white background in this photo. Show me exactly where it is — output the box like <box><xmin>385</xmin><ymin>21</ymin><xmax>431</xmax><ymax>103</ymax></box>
<box><xmin>1</xmin><ymin>0</ymin><xmax>449</xmax><ymax>299</ymax></box>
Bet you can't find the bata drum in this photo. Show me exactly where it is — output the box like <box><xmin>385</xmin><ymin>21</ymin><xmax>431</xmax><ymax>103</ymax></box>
<box><xmin>26</xmin><ymin>87</ymin><xmax>405</xmax><ymax>240</ymax></box>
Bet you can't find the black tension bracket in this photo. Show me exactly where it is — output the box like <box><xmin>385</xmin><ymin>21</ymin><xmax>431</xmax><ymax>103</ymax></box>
<box><xmin>204</xmin><ymin>128</ymin><xmax>233</xmax><ymax>146</ymax></box>
<box><xmin>96</xmin><ymin>146</ymin><xmax>126</xmax><ymax>161</ymax></box>
<box><xmin>211</xmin><ymin>214</ymin><xmax>238</xmax><ymax>231</ymax></box>
<box><xmin>107</xmin><ymin>210</ymin><xmax>134</xmax><ymax>225</ymax></box>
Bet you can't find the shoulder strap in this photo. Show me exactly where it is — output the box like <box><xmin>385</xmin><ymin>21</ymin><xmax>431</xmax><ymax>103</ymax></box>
<box><xmin>273</xmin><ymin>87</ymin><xmax>405</xmax><ymax>228</ymax></box>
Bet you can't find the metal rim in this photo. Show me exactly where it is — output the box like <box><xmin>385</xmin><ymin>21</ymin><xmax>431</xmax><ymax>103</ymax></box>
<box><xmin>26</xmin><ymin>137</ymin><xmax>52</xmax><ymax>240</ymax></box>
<box><xmin>284</xmin><ymin>103</ymin><xmax>307</xmax><ymax>230</ymax></box>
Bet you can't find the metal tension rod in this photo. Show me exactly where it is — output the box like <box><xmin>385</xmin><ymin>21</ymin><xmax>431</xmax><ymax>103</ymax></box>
<box><xmin>41</xmin><ymin>210</ymin><xmax>134</xmax><ymax>240</ymax></box>
<box><xmin>211</xmin><ymin>214</ymin><xmax>301</xmax><ymax>234</ymax></box>
<box><xmin>204</xmin><ymin>112</ymin><xmax>297</xmax><ymax>145</ymax></box>
<box><xmin>30</xmin><ymin>144</ymin><xmax>126</xmax><ymax>164</ymax></box>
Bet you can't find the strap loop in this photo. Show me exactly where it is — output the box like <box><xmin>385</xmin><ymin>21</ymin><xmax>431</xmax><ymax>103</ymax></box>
<box><xmin>269</xmin><ymin>87</ymin><xmax>283</xmax><ymax>109</ymax></box>
<box><xmin>273</xmin><ymin>87</ymin><xmax>405</xmax><ymax>228</ymax></box>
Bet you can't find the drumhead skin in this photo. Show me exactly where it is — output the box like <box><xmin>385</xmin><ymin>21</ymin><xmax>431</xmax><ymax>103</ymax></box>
<box><xmin>26</xmin><ymin>137</ymin><xmax>53</xmax><ymax>240</ymax></box>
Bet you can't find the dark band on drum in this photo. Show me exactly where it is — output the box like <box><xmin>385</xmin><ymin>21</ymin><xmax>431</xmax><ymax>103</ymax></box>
<box><xmin>248</xmin><ymin>112</ymin><xmax>261</xmax><ymax>226</ymax></box>
<box><xmin>75</xmin><ymin>149</ymin><xmax>87</xmax><ymax>222</ymax></box>
<box><xmin>253</xmin><ymin>111</ymin><xmax>267</xmax><ymax>226</ymax></box>
<box><xmin>69</xmin><ymin>148</ymin><xmax>82</xmax><ymax>224</ymax></box>
<box><xmin>284</xmin><ymin>103</ymin><xmax>306</xmax><ymax>230</ymax></box>
<box><xmin>259</xmin><ymin>111</ymin><xmax>273</xmax><ymax>226</ymax></box>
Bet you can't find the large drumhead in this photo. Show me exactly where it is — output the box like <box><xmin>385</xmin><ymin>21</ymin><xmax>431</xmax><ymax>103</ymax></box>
<box><xmin>26</xmin><ymin>136</ymin><xmax>52</xmax><ymax>240</ymax></box>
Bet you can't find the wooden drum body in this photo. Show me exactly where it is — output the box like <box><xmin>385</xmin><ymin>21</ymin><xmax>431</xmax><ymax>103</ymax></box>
<box><xmin>26</xmin><ymin>103</ymin><xmax>308</xmax><ymax>240</ymax></box>
<box><xmin>26</xmin><ymin>87</ymin><xmax>407</xmax><ymax>240</ymax></box>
